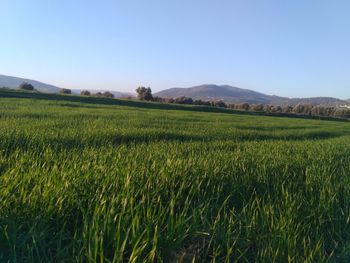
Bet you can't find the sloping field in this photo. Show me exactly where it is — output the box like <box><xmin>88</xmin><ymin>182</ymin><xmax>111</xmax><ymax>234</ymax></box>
<box><xmin>0</xmin><ymin>97</ymin><xmax>350</xmax><ymax>262</ymax></box>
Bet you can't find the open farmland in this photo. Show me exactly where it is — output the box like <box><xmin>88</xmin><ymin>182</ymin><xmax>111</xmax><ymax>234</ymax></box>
<box><xmin>0</xmin><ymin>97</ymin><xmax>350</xmax><ymax>262</ymax></box>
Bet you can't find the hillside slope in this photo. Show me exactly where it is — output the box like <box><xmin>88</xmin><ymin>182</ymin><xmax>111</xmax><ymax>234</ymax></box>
<box><xmin>155</xmin><ymin>84</ymin><xmax>348</xmax><ymax>106</ymax></box>
<box><xmin>0</xmin><ymin>74</ymin><xmax>134</xmax><ymax>97</ymax></box>
<box><xmin>0</xmin><ymin>74</ymin><xmax>61</xmax><ymax>93</ymax></box>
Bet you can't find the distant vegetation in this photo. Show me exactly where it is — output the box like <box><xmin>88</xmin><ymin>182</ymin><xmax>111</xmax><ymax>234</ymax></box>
<box><xmin>0</xmin><ymin>74</ymin><xmax>61</xmax><ymax>93</ymax></box>
<box><xmin>94</xmin><ymin>91</ymin><xmax>115</xmax><ymax>98</ymax></box>
<box><xmin>60</xmin><ymin>88</ymin><xmax>72</xmax><ymax>94</ymax></box>
<box><xmin>155</xmin><ymin>84</ymin><xmax>349</xmax><ymax>106</ymax></box>
<box><xmin>18</xmin><ymin>82</ymin><xmax>34</xmax><ymax>91</ymax></box>
<box><xmin>144</xmin><ymin>88</ymin><xmax>350</xmax><ymax>119</ymax></box>
<box><xmin>136</xmin><ymin>86</ymin><xmax>154</xmax><ymax>101</ymax></box>
<box><xmin>0</xmin><ymin>97</ymin><xmax>349</xmax><ymax>262</ymax></box>
<box><xmin>80</xmin><ymin>90</ymin><xmax>115</xmax><ymax>98</ymax></box>
<box><xmin>1</xmin><ymin>87</ymin><xmax>349</xmax><ymax>120</ymax></box>
<box><xmin>80</xmin><ymin>90</ymin><xmax>91</xmax><ymax>96</ymax></box>
<box><xmin>1</xmin><ymin>75</ymin><xmax>347</xmax><ymax>107</ymax></box>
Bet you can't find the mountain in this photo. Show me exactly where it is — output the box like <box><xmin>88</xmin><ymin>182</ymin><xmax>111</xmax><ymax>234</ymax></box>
<box><xmin>0</xmin><ymin>74</ymin><xmax>134</xmax><ymax>98</ymax></box>
<box><xmin>155</xmin><ymin>84</ymin><xmax>348</xmax><ymax>106</ymax></box>
<box><xmin>155</xmin><ymin>84</ymin><xmax>277</xmax><ymax>104</ymax></box>
<box><xmin>0</xmin><ymin>74</ymin><xmax>61</xmax><ymax>93</ymax></box>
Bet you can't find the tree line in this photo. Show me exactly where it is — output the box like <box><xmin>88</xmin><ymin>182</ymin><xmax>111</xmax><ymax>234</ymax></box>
<box><xmin>14</xmin><ymin>83</ymin><xmax>349</xmax><ymax>119</ymax></box>
<box><xmin>17</xmin><ymin>82</ymin><xmax>115</xmax><ymax>98</ymax></box>
<box><xmin>135</xmin><ymin>86</ymin><xmax>350</xmax><ymax>119</ymax></box>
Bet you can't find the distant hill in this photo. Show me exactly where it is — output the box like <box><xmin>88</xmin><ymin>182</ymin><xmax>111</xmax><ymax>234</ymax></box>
<box><xmin>155</xmin><ymin>84</ymin><xmax>348</xmax><ymax>106</ymax></box>
<box><xmin>287</xmin><ymin>97</ymin><xmax>350</xmax><ymax>107</ymax></box>
<box><xmin>0</xmin><ymin>74</ymin><xmax>61</xmax><ymax>93</ymax></box>
<box><xmin>0</xmin><ymin>74</ymin><xmax>133</xmax><ymax>98</ymax></box>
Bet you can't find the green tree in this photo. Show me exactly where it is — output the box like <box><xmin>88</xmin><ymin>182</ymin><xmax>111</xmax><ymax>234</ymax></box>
<box><xmin>18</xmin><ymin>82</ymin><xmax>34</xmax><ymax>91</ymax></box>
<box><xmin>236</xmin><ymin>103</ymin><xmax>250</xmax><ymax>111</ymax></box>
<box><xmin>136</xmin><ymin>87</ymin><xmax>153</xmax><ymax>101</ymax></box>
<box><xmin>251</xmin><ymin>104</ymin><xmax>264</xmax><ymax>112</ymax></box>
<box><xmin>60</xmin><ymin>88</ymin><xmax>72</xmax><ymax>94</ymax></box>
<box><xmin>81</xmin><ymin>90</ymin><xmax>91</xmax><ymax>96</ymax></box>
<box><xmin>103</xmin><ymin>91</ymin><xmax>114</xmax><ymax>98</ymax></box>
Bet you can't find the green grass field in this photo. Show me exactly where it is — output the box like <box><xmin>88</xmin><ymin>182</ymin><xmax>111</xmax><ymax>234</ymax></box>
<box><xmin>0</xmin><ymin>96</ymin><xmax>350</xmax><ymax>262</ymax></box>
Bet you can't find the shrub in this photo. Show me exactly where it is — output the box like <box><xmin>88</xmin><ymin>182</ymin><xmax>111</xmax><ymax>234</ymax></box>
<box><xmin>333</xmin><ymin>108</ymin><xmax>350</xmax><ymax>118</ymax></box>
<box><xmin>18</xmin><ymin>82</ymin><xmax>34</xmax><ymax>91</ymax></box>
<box><xmin>293</xmin><ymin>104</ymin><xmax>313</xmax><ymax>115</ymax></box>
<box><xmin>310</xmin><ymin>106</ymin><xmax>327</xmax><ymax>116</ymax></box>
<box><xmin>212</xmin><ymin>100</ymin><xmax>227</xmax><ymax>108</ymax></box>
<box><xmin>193</xmin><ymin>100</ymin><xmax>210</xmax><ymax>106</ymax></box>
<box><xmin>163</xmin><ymin>97</ymin><xmax>175</xmax><ymax>103</ymax></box>
<box><xmin>60</xmin><ymin>88</ymin><xmax>72</xmax><ymax>94</ymax></box>
<box><xmin>153</xmin><ymin>96</ymin><xmax>163</xmax><ymax>103</ymax></box>
<box><xmin>81</xmin><ymin>90</ymin><xmax>91</xmax><ymax>96</ymax></box>
<box><xmin>263</xmin><ymin>104</ymin><xmax>272</xmax><ymax>113</ymax></box>
<box><xmin>236</xmin><ymin>103</ymin><xmax>250</xmax><ymax>111</ymax></box>
<box><xmin>93</xmin><ymin>91</ymin><xmax>114</xmax><ymax>98</ymax></box>
<box><xmin>282</xmin><ymin>105</ymin><xmax>293</xmax><ymax>113</ymax></box>
<box><xmin>270</xmin><ymin>105</ymin><xmax>282</xmax><ymax>113</ymax></box>
<box><xmin>103</xmin><ymin>91</ymin><xmax>114</xmax><ymax>98</ymax></box>
<box><xmin>251</xmin><ymin>104</ymin><xmax>264</xmax><ymax>112</ymax></box>
<box><xmin>174</xmin><ymin>96</ymin><xmax>193</xmax><ymax>104</ymax></box>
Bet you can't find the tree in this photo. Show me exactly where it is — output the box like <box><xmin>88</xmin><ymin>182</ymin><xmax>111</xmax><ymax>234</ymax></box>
<box><xmin>293</xmin><ymin>104</ymin><xmax>313</xmax><ymax>115</ymax></box>
<box><xmin>302</xmin><ymin>104</ymin><xmax>313</xmax><ymax>115</ymax></box>
<box><xmin>81</xmin><ymin>90</ymin><xmax>91</xmax><ymax>96</ymax></box>
<box><xmin>103</xmin><ymin>91</ymin><xmax>114</xmax><ymax>98</ymax></box>
<box><xmin>263</xmin><ymin>104</ymin><xmax>272</xmax><ymax>112</ymax></box>
<box><xmin>136</xmin><ymin>86</ymin><xmax>153</xmax><ymax>101</ymax></box>
<box><xmin>270</xmin><ymin>105</ymin><xmax>282</xmax><ymax>113</ymax></box>
<box><xmin>251</xmin><ymin>104</ymin><xmax>264</xmax><ymax>112</ymax></box>
<box><xmin>333</xmin><ymin>108</ymin><xmax>350</xmax><ymax>118</ymax></box>
<box><xmin>228</xmin><ymin>104</ymin><xmax>235</xmax><ymax>109</ymax></box>
<box><xmin>60</xmin><ymin>88</ymin><xmax>72</xmax><ymax>94</ymax></box>
<box><xmin>153</xmin><ymin>96</ymin><xmax>163</xmax><ymax>102</ymax></box>
<box><xmin>212</xmin><ymin>100</ymin><xmax>227</xmax><ymax>108</ymax></box>
<box><xmin>174</xmin><ymin>96</ymin><xmax>193</xmax><ymax>104</ymax></box>
<box><xmin>325</xmin><ymin>107</ymin><xmax>336</xmax><ymax>117</ymax></box>
<box><xmin>93</xmin><ymin>91</ymin><xmax>114</xmax><ymax>98</ymax></box>
<box><xmin>310</xmin><ymin>106</ymin><xmax>327</xmax><ymax>116</ymax></box>
<box><xmin>282</xmin><ymin>105</ymin><xmax>293</xmax><ymax>113</ymax></box>
<box><xmin>236</xmin><ymin>103</ymin><xmax>250</xmax><ymax>111</ymax></box>
<box><xmin>163</xmin><ymin>97</ymin><xmax>175</xmax><ymax>103</ymax></box>
<box><xmin>18</xmin><ymin>82</ymin><xmax>34</xmax><ymax>91</ymax></box>
<box><xmin>193</xmin><ymin>100</ymin><xmax>210</xmax><ymax>106</ymax></box>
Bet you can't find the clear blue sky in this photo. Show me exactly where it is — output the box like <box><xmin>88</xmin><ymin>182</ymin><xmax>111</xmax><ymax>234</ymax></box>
<box><xmin>1</xmin><ymin>0</ymin><xmax>349</xmax><ymax>98</ymax></box>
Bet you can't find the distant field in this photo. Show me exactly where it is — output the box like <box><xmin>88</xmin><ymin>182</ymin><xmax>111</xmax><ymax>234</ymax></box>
<box><xmin>0</xmin><ymin>97</ymin><xmax>350</xmax><ymax>262</ymax></box>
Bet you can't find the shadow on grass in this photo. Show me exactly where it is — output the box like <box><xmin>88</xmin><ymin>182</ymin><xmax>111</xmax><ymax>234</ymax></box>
<box><xmin>2</xmin><ymin>89</ymin><xmax>349</xmax><ymax>122</ymax></box>
<box><xmin>235</xmin><ymin>125</ymin><xmax>321</xmax><ymax>131</ymax></box>
<box><xmin>1</xmin><ymin>130</ymin><xmax>343</xmax><ymax>155</ymax></box>
<box><xmin>0</xmin><ymin>89</ymin><xmax>243</xmax><ymax>114</ymax></box>
<box><xmin>235</xmin><ymin>130</ymin><xmax>341</xmax><ymax>142</ymax></box>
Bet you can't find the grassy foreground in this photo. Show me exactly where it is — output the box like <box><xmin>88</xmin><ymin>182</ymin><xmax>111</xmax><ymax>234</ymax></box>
<box><xmin>0</xmin><ymin>97</ymin><xmax>350</xmax><ymax>262</ymax></box>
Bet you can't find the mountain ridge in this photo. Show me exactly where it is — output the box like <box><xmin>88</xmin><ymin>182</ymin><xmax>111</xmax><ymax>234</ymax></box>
<box><xmin>0</xmin><ymin>74</ymin><xmax>132</xmax><ymax>98</ymax></box>
<box><xmin>0</xmin><ymin>74</ymin><xmax>61</xmax><ymax>93</ymax></box>
<box><xmin>155</xmin><ymin>84</ymin><xmax>348</xmax><ymax>106</ymax></box>
<box><xmin>1</xmin><ymin>75</ymin><xmax>348</xmax><ymax>106</ymax></box>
